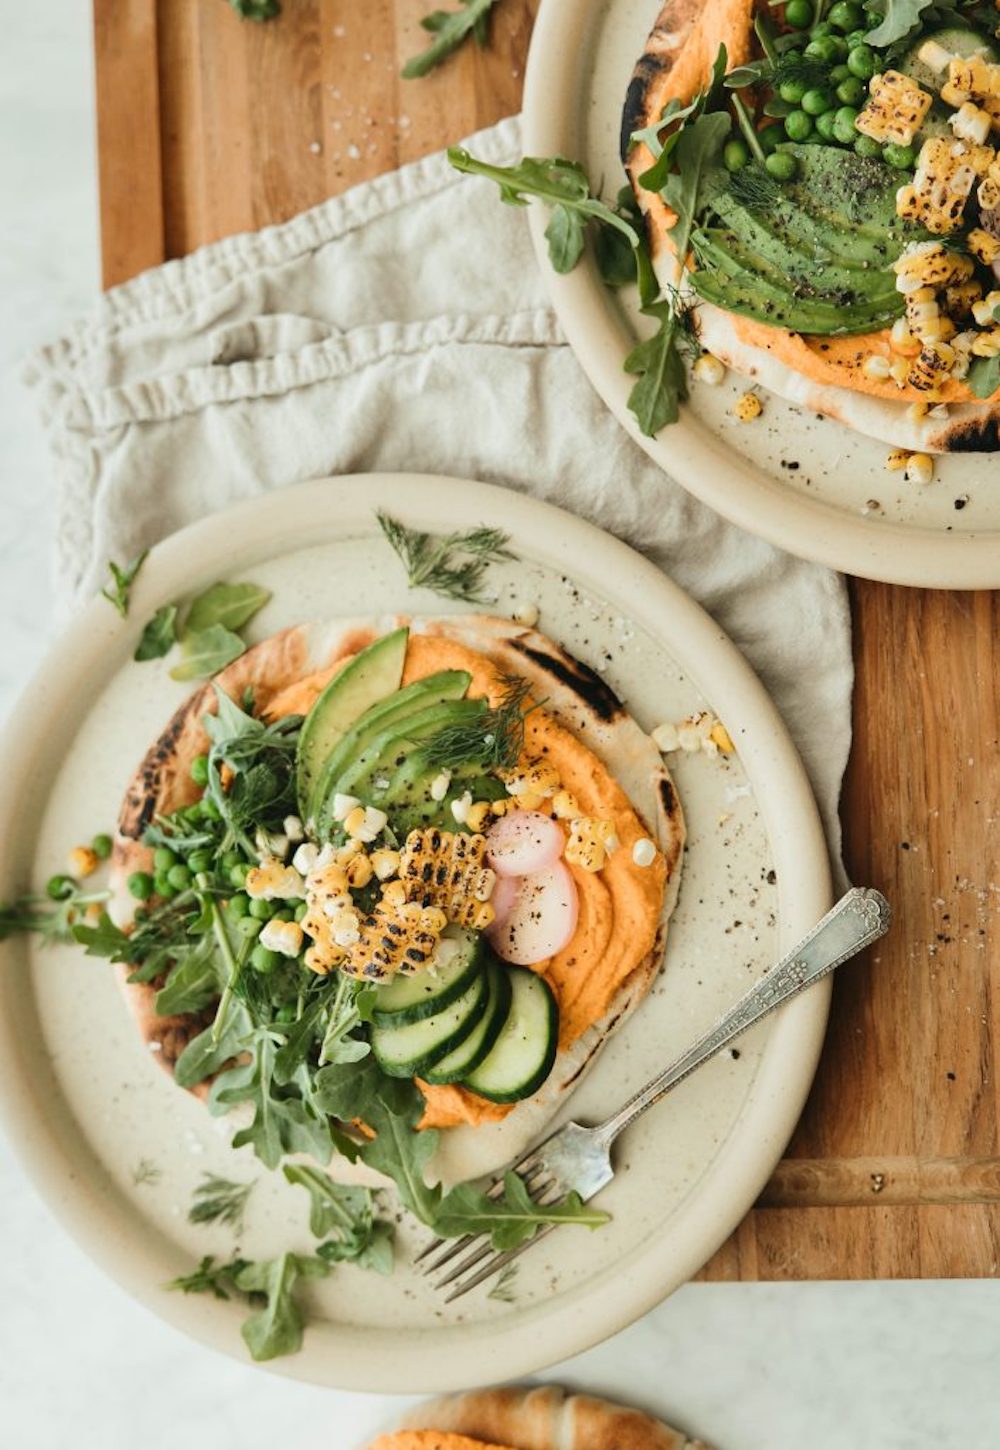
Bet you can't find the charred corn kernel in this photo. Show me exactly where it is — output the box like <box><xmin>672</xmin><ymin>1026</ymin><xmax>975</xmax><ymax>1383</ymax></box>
<box><xmin>978</xmin><ymin>174</ymin><xmax>1000</xmax><ymax>210</ymax></box>
<box><xmin>947</xmin><ymin>54</ymin><xmax>1000</xmax><ymax>102</ymax></box>
<box><xmin>907</xmin><ymin>400</ymin><xmax>930</xmax><ymax>422</ymax></box>
<box><xmin>465</xmin><ymin>800</ymin><xmax>493</xmax><ymax>833</ymax></box>
<box><xmin>300</xmin><ymin>907</ymin><xmax>347</xmax><ymax>973</ymax></box>
<box><xmin>732</xmin><ymin>390</ymin><xmax>762</xmax><ymax>422</ymax></box>
<box><xmin>371</xmin><ymin>848</ymin><xmax>401</xmax><ymax>882</ymax></box>
<box><xmin>551</xmin><ymin>788</ymin><xmax>582</xmax><ymax>819</ymax></box>
<box><xmin>709</xmin><ymin>721</ymin><xmax>736</xmax><ymax>754</ymax></box>
<box><xmin>420</xmin><ymin>906</ymin><xmax>448</xmax><ymax>934</ymax></box>
<box><xmin>332</xmin><ymin>792</ymin><xmax>361</xmax><ymax>822</ymax></box>
<box><xmin>971</xmin><ymin>326</ymin><xmax>1000</xmax><ymax>356</ymax></box>
<box><xmin>890</xmin><ymin>317</ymin><xmax>921</xmax><ymax>355</ymax></box>
<box><xmin>345</xmin><ymin>852</ymin><xmax>374</xmax><ymax>889</ymax></box>
<box><xmin>305</xmin><ymin>861</ymin><xmax>349</xmax><ymax>898</ymax></box>
<box><xmin>972</xmin><ymin>289</ymin><xmax>1000</xmax><ymax>325</ymax></box>
<box><xmin>381</xmin><ymin>879</ymin><xmax>408</xmax><ymax>909</ymax></box>
<box><xmin>917</xmin><ymin>40</ymin><xmax>954</xmax><ymax>75</ymax></box>
<box><xmin>905</xmin><ymin>452</ymin><xmax>935</xmax><ymax>484</ymax></box>
<box><xmin>855</xmin><ymin>70</ymin><xmax>933</xmax><ymax>147</ymax></box>
<box><xmin>951</xmin><ymin>102</ymin><xmax>993</xmax><ymax>145</ymax></box>
<box><xmin>246</xmin><ymin>857</ymin><xmax>305</xmax><ymax>901</ymax></box>
<box><xmin>864</xmin><ymin>355</ymin><xmax>893</xmax><ymax>380</ymax></box>
<box><xmin>342</xmin><ymin>897</ymin><xmax>445</xmax><ymax>981</ymax></box>
<box><xmin>908</xmin><ymin>340</ymin><xmax>957</xmax><ymax>389</ymax></box>
<box><xmin>885</xmin><ymin>449</ymin><xmax>911</xmax><ymax>471</ymax></box>
<box><xmin>429</xmin><ymin>770</ymin><xmax>451</xmax><ymax>802</ymax></box>
<box><xmin>512</xmin><ymin>601</ymin><xmax>540</xmax><ymax>627</ymax></box>
<box><xmin>68</xmin><ymin>845</ymin><xmax>99</xmax><ymax>879</ymax></box>
<box><xmin>450</xmin><ymin>791</ymin><xmax>473</xmax><ymax>825</ymax></box>
<box><xmin>894</xmin><ymin>241</ymin><xmax>974</xmax><ymax>290</ymax></box>
<box><xmin>343</xmin><ymin>805</ymin><xmax>367</xmax><ymax>839</ymax></box>
<box><xmin>504</xmin><ymin>758</ymin><xmax>561</xmax><ymax>798</ymax></box>
<box><xmin>283</xmin><ymin>814</ymin><xmax>304</xmax><ymax>843</ymax></box>
<box><xmin>292</xmin><ymin>841</ymin><xmax>320</xmax><ymax>875</ymax></box>
<box><xmin>968</xmin><ymin>227</ymin><xmax>1000</xmax><ymax>264</ymax></box>
<box><xmin>489</xmin><ymin>797</ymin><xmax>514</xmax><ymax>817</ymax></box>
<box><xmin>889</xmin><ymin>356</ymin><xmax>912</xmax><ymax>385</ymax></box>
<box><xmin>945</xmin><ymin>278</ymin><xmax>984</xmax><ymax>317</ymax></box>
<box><xmin>896</xmin><ymin>139</ymin><xmax>978</xmax><ymax>232</ymax></box>
<box><xmin>632</xmin><ymin>838</ymin><xmax>658</xmax><ymax>868</ymax></box>
<box><xmin>330</xmin><ymin>909</ymin><xmax>361</xmax><ymax>949</ymax></box>
<box><xmin>259</xmin><ymin>918</ymin><xmax>304</xmax><ymax>958</ymax></box>
<box><xmin>398</xmin><ymin>828</ymin><xmax>497</xmax><ymax>929</ymax></box>
<box><xmin>651</xmin><ymin>722</ymin><xmax>681</xmax><ymax>752</ymax></box>
<box><xmin>514</xmin><ymin>791</ymin><xmax>546</xmax><ymax>811</ymax></box>
<box><xmin>565</xmin><ymin>817</ymin><xmax>618</xmax><ymax>873</ymax></box>
<box><xmin>693</xmin><ymin>352</ymin><xmax>726</xmax><ymax>385</ymax></box>
<box><xmin>321</xmin><ymin>893</ymin><xmax>353</xmax><ymax>918</ymax></box>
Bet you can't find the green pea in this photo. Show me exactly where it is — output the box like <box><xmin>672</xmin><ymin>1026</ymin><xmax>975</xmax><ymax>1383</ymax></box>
<box><xmin>765</xmin><ymin>150</ymin><xmax>799</xmax><ymax>180</ymax></box>
<box><xmin>228</xmin><ymin>892</ymin><xmax>252</xmax><ymax>918</ymax></box>
<box><xmin>167</xmin><ymin>863</ymin><xmax>192</xmax><ymax>891</ymax></box>
<box><xmin>723</xmin><ymin>138</ymin><xmax>751</xmax><ymax>173</ymax></box>
<box><xmin>764</xmin><ymin>97</ymin><xmax>795</xmax><ymax>117</ymax></box>
<box><xmin>758</xmin><ymin>124</ymin><xmax>785</xmax><ymax>154</ymax></box>
<box><xmin>854</xmin><ymin>133</ymin><xmax>882</xmax><ymax>157</ymax></box>
<box><xmin>883</xmin><ymin>141</ymin><xmax>916</xmax><ymax>169</ymax></box>
<box><xmin>784</xmin><ymin>109</ymin><xmax>814</xmax><ymax>142</ymax></box>
<box><xmin>294</xmin><ymin>901</ymin><xmax>309</xmax><ymax>922</ymax></box>
<box><xmin>226</xmin><ymin>863</ymin><xmax>247</xmax><ymax>890</ymax></box>
<box><xmin>154</xmin><ymin>872</ymin><xmax>177</xmax><ymax>899</ymax></box>
<box><xmin>815</xmin><ymin>110</ymin><xmax>838</xmax><ymax>140</ymax></box>
<box><xmin>275</xmin><ymin>1003</ymin><xmax>297</xmax><ymax>1024</ymax></box>
<box><xmin>153</xmin><ymin>847</ymin><xmax>177</xmax><ymax>873</ymax></box>
<box><xmin>188</xmin><ymin>848</ymin><xmax>214</xmax><ymax>873</ymax></box>
<box><xmin>809</xmin><ymin>20</ymin><xmax>835</xmax><ymax>36</ymax></box>
<box><xmin>847</xmin><ymin>44</ymin><xmax>876</xmax><ymax>78</ymax></box>
<box><xmin>249</xmin><ymin>897</ymin><xmax>273</xmax><ymax>920</ymax></box>
<box><xmin>273</xmin><ymin>908</ymin><xmax>293</xmax><ymax>923</ymax></box>
<box><xmin>846</xmin><ymin>28</ymin><xmax>867</xmax><ymax>46</ymax></box>
<box><xmin>190</xmin><ymin>755</ymin><xmax>210</xmax><ymax>787</ymax></box>
<box><xmin>181</xmin><ymin>804</ymin><xmax>203</xmax><ymax>824</ymax></box>
<box><xmin>91</xmin><ymin>833</ymin><xmax>113</xmax><ymax>861</ymax></box>
<box><xmin>779</xmin><ymin>77</ymin><xmax>809</xmax><ymax>104</ymax></box>
<box><xmin>830</xmin><ymin>63</ymin><xmax>851</xmax><ymax>84</ymax></box>
<box><xmin>785</xmin><ymin>0</ymin><xmax>814</xmax><ymax>28</ymax></box>
<box><xmin>833</xmin><ymin>105</ymin><xmax>860</xmax><ymax>143</ymax></box>
<box><xmin>127</xmin><ymin>871</ymin><xmax>154</xmax><ymax>901</ymax></box>
<box><xmin>251</xmin><ymin>944</ymin><xmax>280</xmax><ymax>974</ymax></box>
<box><xmin>807</xmin><ymin>35</ymin><xmax>847</xmax><ymax>61</ymax></box>
<box><xmin>200</xmin><ymin>798</ymin><xmax>221</xmax><ymax>822</ymax></box>
<box><xmin>801</xmin><ymin>87</ymin><xmax>835</xmax><ymax>115</ymax></box>
<box><xmin>828</xmin><ymin>0</ymin><xmax>863</xmax><ymax>30</ymax></box>
<box><xmin>221</xmin><ymin>850</ymin><xmax>241</xmax><ymax>871</ymax></box>
<box><xmin>47</xmin><ymin>873</ymin><xmax>76</xmax><ymax>901</ymax></box>
<box><xmin>836</xmin><ymin>75</ymin><xmax>865</xmax><ymax>105</ymax></box>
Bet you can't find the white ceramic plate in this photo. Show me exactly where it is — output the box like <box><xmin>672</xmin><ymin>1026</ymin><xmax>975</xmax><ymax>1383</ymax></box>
<box><xmin>0</xmin><ymin>474</ymin><xmax>831</xmax><ymax>1390</ymax></box>
<box><xmin>522</xmin><ymin>0</ymin><xmax>1000</xmax><ymax>589</ymax></box>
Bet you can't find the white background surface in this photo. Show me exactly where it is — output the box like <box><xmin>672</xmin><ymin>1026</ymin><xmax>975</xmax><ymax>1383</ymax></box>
<box><xmin>1</xmin><ymin>6</ymin><xmax>998</xmax><ymax>1448</ymax></box>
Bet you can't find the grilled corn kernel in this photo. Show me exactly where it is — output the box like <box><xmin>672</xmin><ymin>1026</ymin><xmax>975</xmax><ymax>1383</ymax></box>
<box><xmin>292</xmin><ymin>841</ymin><xmax>320</xmax><ymax>875</ymax></box>
<box><xmin>343</xmin><ymin>898</ymin><xmax>445</xmax><ymax>981</ymax></box>
<box><xmin>864</xmin><ymin>355</ymin><xmax>893</xmax><ymax>380</ymax></box>
<box><xmin>693</xmin><ymin>352</ymin><xmax>726</xmax><ymax>385</ymax></box>
<box><xmin>917</xmin><ymin>40</ymin><xmax>954</xmax><ymax>75</ymax></box>
<box><xmin>371</xmin><ymin>848</ymin><xmax>401</xmax><ymax>882</ymax></box>
<box><xmin>345</xmin><ymin>852</ymin><xmax>374</xmax><ymax>889</ymax></box>
<box><xmin>429</xmin><ymin>770</ymin><xmax>451</xmax><ymax>802</ymax></box>
<box><xmin>450</xmin><ymin>790</ymin><xmax>473</xmax><ymax>825</ymax></box>
<box><xmin>512</xmin><ymin>601</ymin><xmax>540</xmax><ymax>627</ymax></box>
<box><xmin>945</xmin><ymin>278</ymin><xmax>984</xmax><ymax>317</ymax></box>
<box><xmin>972</xmin><ymin>289</ymin><xmax>1000</xmax><ymax>325</ymax></box>
<box><xmin>551</xmin><ymin>788</ymin><xmax>582</xmax><ymax>819</ymax></box>
<box><xmin>968</xmin><ymin>227</ymin><xmax>1000</xmax><ymax>264</ymax></box>
<box><xmin>398</xmin><ymin>828</ymin><xmax>497</xmax><ymax>929</ymax></box>
<box><xmin>885</xmin><ymin>449</ymin><xmax>911</xmax><ymax>471</ymax></box>
<box><xmin>632</xmin><ymin>838</ymin><xmax>658</xmax><ymax>868</ymax></box>
<box><xmin>565</xmin><ymin>817</ymin><xmax>618</xmax><ymax>874</ymax></box>
<box><xmin>889</xmin><ymin>356</ymin><xmax>912</xmax><ymax>385</ymax></box>
<box><xmin>68</xmin><ymin>846</ymin><xmax>99</xmax><ymax>879</ymax></box>
<box><xmin>732</xmin><ymin>390</ymin><xmax>762</xmax><ymax>422</ymax></box>
<box><xmin>306</xmin><ymin>861</ymin><xmax>349</xmax><ymax>898</ymax></box>
<box><xmin>246</xmin><ymin>857</ymin><xmax>306</xmax><ymax>901</ymax></box>
<box><xmin>978</xmin><ymin>174</ymin><xmax>1000</xmax><ymax>210</ymax></box>
<box><xmin>381</xmin><ymin>879</ymin><xmax>408</xmax><ymax>909</ymax></box>
<box><xmin>283</xmin><ymin>814</ymin><xmax>304</xmax><ymax>844</ymax></box>
<box><xmin>709</xmin><ymin>721</ymin><xmax>736</xmax><ymax>754</ymax></box>
<box><xmin>905</xmin><ymin>452</ymin><xmax>935</xmax><ymax>484</ymax></box>
<box><xmin>894</xmin><ymin>241</ymin><xmax>974</xmax><ymax>290</ymax></box>
<box><xmin>504</xmin><ymin>758</ymin><xmax>561</xmax><ymax>798</ymax></box>
<box><xmin>856</xmin><ymin>70</ymin><xmax>933</xmax><ymax>146</ymax></box>
<box><xmin>330</xmin><ymin>909</ymin><xmax>361</xmax><ymax>949</ymax></box>
<box><xmin>489</xmin><ymin>798</ymin><xmax>514</xmax><ymax>817</ymax></box>
<box><xmin>651</xmin><ymin>722</ymin><xmax>681</xmax><ymax>752</ymax></box>
<box><xmin>971</xmin><ymin>326</ymin><xmax>1000</xmax><ymax>356</ymax></box>
<box><xmin>950</xmin><ymin>102</ymin><xmax>993</xmax><ymax>145</ymax></box>
<box><xmin>465</xmin><ymin>800</ymin><xmax>494</xmax><ymax>833</ymax></box>
<box><xmin>420</xmin><ymin>906</ymin><xmax>448</xmax><ymax>934</ymax></box>
<box><xmin>896</xmin><ymin>139</ymin><xmax>978</xmax><ymax>232</ymax></box>
<box><xmin>332</xmin><ymin>792</ymin><xmax>361</xmax><ymax>822</ymax></box>
<box><xmin>343</xmin><ymin>805</ymin><xmax>367</xmax><ymax>839</ymax></box>
<box><xmin>890</xmin><ymin>317</ymin><xmax>921</xmax><ymax>355</ymax></box>
<box><xmin>259</xmin><ymin>918</ymin><xmax>304</xmax><ymax>958</ymax></box>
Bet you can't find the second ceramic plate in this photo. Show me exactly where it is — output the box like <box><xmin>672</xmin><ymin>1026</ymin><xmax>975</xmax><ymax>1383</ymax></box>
<box><xmin>522</xmin><ymin>0</ymin><xmax>1000</xmax><ymax>589</ymax></box>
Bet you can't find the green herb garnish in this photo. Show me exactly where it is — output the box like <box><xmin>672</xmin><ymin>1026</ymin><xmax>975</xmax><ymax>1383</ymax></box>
<box><xmin>376</xmin><ymin>510</ymin><xmax>516</xmax><ymax>604</ymax></box>
<box><xmin>402</xmin><ymin>0</ymin><xmax>498</xmax><ymax>79</ymax></box>
<box><xmin>101</xmin><ymin>551</ymin><xmax>148</xmax><ymax>619</ymax></box>
<box><xmin>0</xmin><ymin>887</ymin><xmax>109</xmax><ymax>946</ymax></box>
<box><xmin>419</xmin><ymin>673</ymin><xmax>534</xmax><ymax>772</ymax></box>
<box><xmin>134</xmin><ymin>604</ymin><xmax>178</xmax><ymax>662</ymax></box>
<box><xmin>229</xmin><ymin>0</ymin><xmax>280</xmax><ymax>20</ymax></box>
<box><xmin>968</xmin><ymin>352</ymin><xmax>1000</xmax><ymax>401</ymax></box>
<box><xmin>131</xmin><ymin>1159</ymin><xmax>162</xmax><ymax>1187</ymax></box>
<box><xmin>188</xmin><ymin>1173</ymin><xmax>255</xmax><ymax>1232</ymax></box>
<box><xmin>168</xmin><ymin>1251</ymin><xmax>329</xmax><ymax>1362</ymax></box>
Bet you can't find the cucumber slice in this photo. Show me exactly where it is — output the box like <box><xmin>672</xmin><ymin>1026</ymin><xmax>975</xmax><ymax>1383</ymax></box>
<box><xmin>422</xmin><ymin>958</ymin><xmax>513</xmax><ymax>1085</ymax></box>
<box><xmin>460</xmin><ymin>967</ymin><xmax>558</xmax><ymax>1104</ymax></box>
<box><xmin>369</xmin><ymin>928</ymin><xmax>484</xmax><ymax>1027</ymax></box>
<box><xmin>371</xmin><ymin>970</ymin><xmax>488</xmax><ymax>1078</ymax></box>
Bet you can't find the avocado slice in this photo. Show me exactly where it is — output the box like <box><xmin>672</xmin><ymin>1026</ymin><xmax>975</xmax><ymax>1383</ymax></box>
<box><xmin>308</xmin><ymin>668</ymin><xmax>471</xmax><ymax>823</ymax></box>
<box><xmin>296</xmin><ymin>627</ymin><xmax>408</xmax><ymax>821</ymax></box>
<box><xmin>700</xmin><ymin>226</ymin><xmax>899</xmax><ymax>310</ymax></box>
<box><xmin>380</xmin><ymin>754</ymin><xmax>507</xmax><ymax>831</ymax></box>
<box><xmin>692</xmin><ymin>263</ymin><xmax>902</xmax><ymax>336</ymax></box>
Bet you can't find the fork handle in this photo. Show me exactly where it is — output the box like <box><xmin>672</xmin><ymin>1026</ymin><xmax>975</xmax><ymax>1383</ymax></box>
<box><xmin>594</xmin><ymin>887</ymin><xmax>891</xmax><ymax>1148</ymax></box>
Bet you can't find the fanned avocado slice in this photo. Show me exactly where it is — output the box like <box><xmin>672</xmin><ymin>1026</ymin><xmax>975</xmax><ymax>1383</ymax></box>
<box><xmin>692</xmin><ymin>262</ymin><xmax>902</xmax><ymax>336</ymax></box>
<box><xmin>698</xmin><ymin>226</ymin><xmax>900</xmax><ymax>310</ymax></box>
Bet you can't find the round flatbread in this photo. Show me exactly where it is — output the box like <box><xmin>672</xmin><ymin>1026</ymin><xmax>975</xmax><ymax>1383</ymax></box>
<box><xmin>110</xmin><ymin>614</ymin><xmax>685</xmax><ymax>1181</ymax></box>
<box><xmin>376</xmin><ymin>1384</ymin><xmax>711</xmax><ymax>1449</ymax></box>
<box><xmin>624</xmin><ymin>0</ymin><xmax>1000</xmax><ymax>453</ymax></box>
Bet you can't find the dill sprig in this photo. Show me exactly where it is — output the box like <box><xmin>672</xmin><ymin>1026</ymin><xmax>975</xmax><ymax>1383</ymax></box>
<box><xmin>0</xmin><ymin>888</ymin><xmax>110</xmax><ymax>946</ymax></box>
<box><xmin>772</xmin><ymin>51</ymin><xmax>830</xmax><ymax>91</ymax></box>
<box><xmin>376</xmin><ymin>511</ymin><xmax>516</xmax><ymax>605</ymax></box>
<box><xmin>726</xmin><ymin>162</ymin><xmax>780</xmax><ymax>211</ymax></box>
<box><xmin>419</xmin><ymin>673</ymin><xmax>536</xmax><ymax>772</ymax></box>
<box><xmin>168</xmin><ymin>1254</ymin><xmax>249</xmax><ymax>1300</ymax></box>
<box><xmin>188</xmin><ymin>1174</ymin><xmax>255</xmax><ymax>1232</ymax></box>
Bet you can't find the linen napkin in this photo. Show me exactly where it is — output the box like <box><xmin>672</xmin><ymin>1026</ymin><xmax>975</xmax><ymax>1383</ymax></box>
<box><xmin>25</xmin><ymin>115</ymin><xmax>852</xmax><ymax>860</ymax></box>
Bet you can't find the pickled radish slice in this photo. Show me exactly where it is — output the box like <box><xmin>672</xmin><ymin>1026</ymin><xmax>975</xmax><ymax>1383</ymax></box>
<box><xmin>485</xmin><ymin>811</ymin><xmax>564</xmax><ymax>878</ymax></box>
<box><xmin>487</xmin><ymin>861</ymin><xmax>579</xmax><ymax>965</ymax></box>
<box><xmin>489</xmin><ymin>873</ymin><xmax>520</xmax><ymax>928</ymax></box>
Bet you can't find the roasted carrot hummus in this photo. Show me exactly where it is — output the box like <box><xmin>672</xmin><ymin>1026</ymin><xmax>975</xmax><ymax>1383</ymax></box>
<box><xmin>369</xmin><ymin>1436</ymin><xmax>516</xmax><ymax>1450</ymax></box>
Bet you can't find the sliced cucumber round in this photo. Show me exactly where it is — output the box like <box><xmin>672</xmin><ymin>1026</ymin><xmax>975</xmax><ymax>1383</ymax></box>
<box><xmin>460</xmin><ymin>967</ymin><xmax>558</xmax><ymax>1104</ymax></box>
<box><xmin>422</xmin><ymin>957</ymin><xmax>513</xmax><ymax>1085</ymax></box>
<box><xmin>369</xmin><ymin>928</ymin><xmax>483</xmax><ymax>1027</ymax></box>
<box><xmin>371</xmin><ymin>970</ymin><xmax>488</xmax><ymax>1078</ymax></box>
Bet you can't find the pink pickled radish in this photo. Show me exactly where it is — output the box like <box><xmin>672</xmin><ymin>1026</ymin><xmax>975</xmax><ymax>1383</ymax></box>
<box><xmin>487</xmin><ymin>861</ymin><xmax>579</xmax><ymax>965</ymax></box>
<box><xmin>485</xmin><ymin>810</ymin><xmax>564</xmax><ymax>878</ymax></box>
<box><xmin>489</xmin><ymin>873</ymin><xmax>520</xmax><ymax>928</ymax></box>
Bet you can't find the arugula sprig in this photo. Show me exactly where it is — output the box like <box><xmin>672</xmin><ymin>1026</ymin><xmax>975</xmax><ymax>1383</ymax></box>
<box><xmin>283</xmin><ymin>1164</ymin><xmax>394</xmax><ymax>1273</ymax></box>
<box><xmin>134</xmin><ymin>578</ymin><xmax>271</xmax><ymax>678</ymax></box>
<box><xmin>101</xmin><ymin>551</ymin><xmax>148</xmax><ymax>619</ymax></box>
<box><xmin>402</xmin><ymin>0</ymin><xmax>498</xmax><ymax>79</ymax></box>
<box><xmin>376</xmin><ymin>510</ymin><xmax>516</xmax><ymax>604</ymax></box>
<box><xmin>169</xmin><ymin>1251</ymin><xmax>328</xmax><ymax>1362</ymax></box>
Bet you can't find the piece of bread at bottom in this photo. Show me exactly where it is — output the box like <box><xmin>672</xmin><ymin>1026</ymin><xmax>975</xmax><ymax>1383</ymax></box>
<box><xmin>389</xmin><ymin>1384</ymin><xmax>712</xmax><ymax>1450</ymax></box>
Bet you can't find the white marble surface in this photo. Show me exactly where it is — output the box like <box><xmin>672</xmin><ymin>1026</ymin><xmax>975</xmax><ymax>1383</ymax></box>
<box><xmin>1</xmin><ymin>5</ymin><xmax>999</xmax><ymax>1448</ymax></box>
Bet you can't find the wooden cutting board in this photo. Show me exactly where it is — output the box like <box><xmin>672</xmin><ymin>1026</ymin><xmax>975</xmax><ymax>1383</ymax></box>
<box><xmin>92</xmin><ymin>0</ymin><xmax>1000</xmax><ymax>1280</ymax></box>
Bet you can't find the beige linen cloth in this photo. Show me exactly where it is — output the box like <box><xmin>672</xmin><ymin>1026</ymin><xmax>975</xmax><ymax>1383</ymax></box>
<box><xmin>26</xmin><ymin>115</ymin><xmax>851</xmax><ymax>858</ymax></box>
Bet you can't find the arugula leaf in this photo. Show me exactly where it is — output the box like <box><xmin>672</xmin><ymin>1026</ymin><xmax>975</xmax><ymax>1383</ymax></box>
<box><xmin>101</xmin><ymin>551</ymin><xmax>148</xmax><ymax>619</ymax></box>
<box><xmin>71</xmin><ymin>911</ymin><xmax>132</xmax><ymax>957</ymax></box>
<box><xmin>448</xmin><ymin>149</ymin><xmax>641</xmax><ymax>277</ymax></box>
<box><xmin>155</xmin><ymin>932</ymin><xmax>222</xmax><ymax>1016</ymax></box>
<box><xmin>968</xmin><ymin>352</ymin><xmax>1000</xmax><ymax>400</ymax></box>
<box><xmin>281</xmin><ymin>1163</ymin><xmax>395</xmax><ymax>1273</ymax></box>
<box><xmin>633</xmin><ymin>45</ymin><xmax>727</xmax><ymax>194</ymax></box>
<box><xmin>435</xmin><ymin>1170</ymin><xmax>611</xmax><ymax>1250</ymax></box>
<box><xmin>865</xmin><ymin>0</ymin><xmax>933</xmax><ymax>47</ymax></box>
<box><xmin>170</xmin><ymin>624</ymin><xmax>246</xmax><ymax>682</ymax></box>
<box><xmin>235</xmin><ymin>1253</ymin><xmax>329</xmax><ymax>1361</ymax></box>
<box><xmin>168</xmin><ymin>1254</ymin><xmax>248</xmax><ymax>1299</ymax></box>
<box><xmin>174</xmin><ymin>1002</ymin><xmax>252</xmax><ymax>1091</ymax></box>
<box><xmin>135</xmin><ymin>604</ymin><xmax>178</xmax><ymax>662</ymax></box>
<box><xmin>318</xmin><ymin>1219</ymin><xmax>395</xmax><ymax>1275</ymax></box>
<box><xmin>188</xmin><ymin>1173</ymin><xmax>255</xmax><ymax>1232</ymax></box>
<box><xmin>376</xmin><ymin>511</ymin><xmax>515</xmax><ymax>603</ymax></box>
<box><xmin>212</xmin><ymin>1031</ymin><xmax>334</xmax><ymax>1170</ymax></box>
<box><xmin>594</xmin><ymin>188</ymin><xmax>644</xmax><ymax>289</ymax></box>
<box><xmin>402</xmin><ymin>0</ymin><xmax>497</xmax><ymax>79</ymax></box>
<box><xmin>184</xmin><ymin>582</ymin><xmax>272</xmax><ymax>637</ymax></box>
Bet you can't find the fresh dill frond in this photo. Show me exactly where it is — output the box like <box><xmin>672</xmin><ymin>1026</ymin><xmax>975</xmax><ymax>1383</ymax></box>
<box><xmin>0</xmin><ymin>888</ymin><xmax>110</xmax><ymax>946</ymax></box>
<box><xmin>727</xmin><ymin>162</ymin><xmax>780</xmax><ymax>211</ymax></box>
<box><xmin>488</xmin><ymin>1262</ymin><xmax>519</xmax><ymax>1302</ymax></box>
<box><xmin>131</xmin><ymin>1158</ymin><xmax>162</xmax><ymax>1187</ymax></box>
<box><xmin>168</xmin><ymin>1254</ymin><xmax>249</xmax><ymax>1300</ymax></box>
<box><xmin>376</xmin><ymin>511</ymin><xmax>516</xmax><ymax>605</ymax></box>
<box><xmin>772</xmin><ymin>51</ymin><xmax>829</xmax><ymax>91</ymax></box>
<box><xmin>188</xmin><ymin>1174</ymin><xmax>255</xmax><ymax>1232</ymax></box>
<box><xmin>419</xmin><ymin>674</ymin><xmax>536</xmax><ymax>773</ymax></box>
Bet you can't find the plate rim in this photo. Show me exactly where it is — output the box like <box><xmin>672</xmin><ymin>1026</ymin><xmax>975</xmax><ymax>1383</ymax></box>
<box><xmin>0</xmin><ymin>472</ymin><xmax>832</xmax><ymax>1389</ymax></box>
<box><xmin>521</xmin><ymin>0</ymin><xmax>1000</xmax><ymax>591</ymax></box>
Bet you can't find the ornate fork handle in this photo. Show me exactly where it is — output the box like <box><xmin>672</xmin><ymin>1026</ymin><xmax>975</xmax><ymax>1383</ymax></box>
<box><xmin>596</xmin><ymin>886</ymin><xmax>891</xmax><ymax>1147</ymax></box>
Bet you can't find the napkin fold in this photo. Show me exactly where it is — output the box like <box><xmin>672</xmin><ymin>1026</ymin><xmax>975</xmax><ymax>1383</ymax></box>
<box><xmin>25</xmin><ymin>115</ymin><xmax>851</xmax><ymax>861</ymax></box>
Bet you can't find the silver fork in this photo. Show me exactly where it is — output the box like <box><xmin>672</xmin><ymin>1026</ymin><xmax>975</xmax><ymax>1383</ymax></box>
<box><xmin>418</xmin><ymin>885</ymin><xmax>891</xmax><ymax>1301</ymax></box>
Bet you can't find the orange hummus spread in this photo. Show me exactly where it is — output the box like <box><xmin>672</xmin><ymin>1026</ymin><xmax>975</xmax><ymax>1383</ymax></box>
<box><xmin>266</xmin><ymin>633</ymin><xmax>667</xmax><ymax>1132</ymax></box>
<box><xmin>631</xmin><ymin>0</ymin><xmax>981</xmax><ymax>406</ymax></box>
<box><xmin>368</xmin><ymin>1435</ymin><xmax>516</xmax><ymax>1450</ymax></box>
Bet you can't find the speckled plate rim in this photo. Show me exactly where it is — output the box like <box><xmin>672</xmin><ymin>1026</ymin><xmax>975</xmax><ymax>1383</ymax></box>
<box><xmin>0</xmin><ymin>474</ymin><xmax>831</xmax><ymax>1389</ymax></box>
<box><xmin>521</xmin><ymin>0</ymin><xmax>1000</xmax><ymax>591</ymax></box>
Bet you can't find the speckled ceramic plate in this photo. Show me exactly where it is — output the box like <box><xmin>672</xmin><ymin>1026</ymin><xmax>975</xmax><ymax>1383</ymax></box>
<box><xmin>522</xmin><ymin>0</ymin><xmax>1000</xmax><ymax>589</ymax></box>
<box><xmin>0</xmin><ymin>475</ymin><xmax>830</xmax><ymax>1390</ymax></box>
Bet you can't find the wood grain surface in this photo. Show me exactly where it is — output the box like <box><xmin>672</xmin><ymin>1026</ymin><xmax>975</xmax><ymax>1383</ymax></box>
<box><xmin>92</xmin><ymin>0</ymin><xmax>1000</xmax><ymax>1280</ymax></box>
